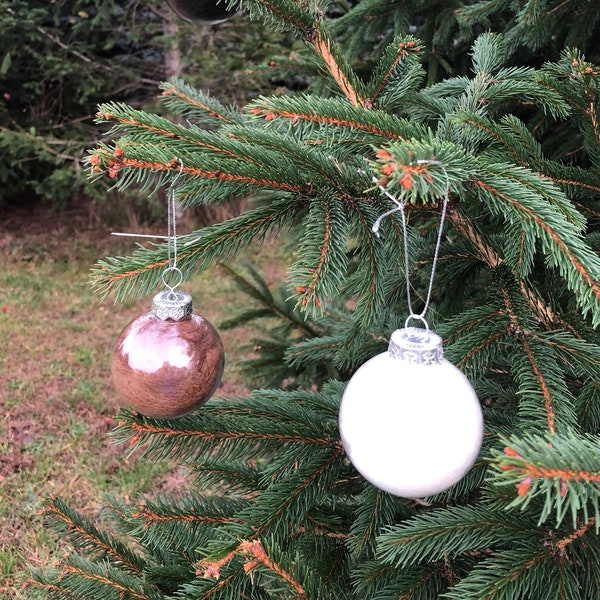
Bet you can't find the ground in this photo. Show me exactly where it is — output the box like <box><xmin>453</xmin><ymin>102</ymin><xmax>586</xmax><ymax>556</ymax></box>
<box><xmin>0</xmin><ymin>198</ymin><xmax>286</xmax><ymax>597</ymax></box>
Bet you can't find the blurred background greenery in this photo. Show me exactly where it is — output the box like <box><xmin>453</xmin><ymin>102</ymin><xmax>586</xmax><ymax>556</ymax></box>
<box><xmin>0</xmin><ymin>0</ymin><xmax>297</xmax><ymax>217</ymax></box>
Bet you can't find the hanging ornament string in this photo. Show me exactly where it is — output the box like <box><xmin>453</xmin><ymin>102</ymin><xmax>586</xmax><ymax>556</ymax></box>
<box><xmin>111</xmin><ymin>158</ymin><xmax>187</xmax><ymax>294</ymax></box>
<box><xmin>163</xmin><ymin>158</ymin><xmax>185</xmax><ymax>297</ymax></box>
<box><xmin>371</xmin><ymin>160</ymin><xmax>450</xmax><ymax>331</ymax></box>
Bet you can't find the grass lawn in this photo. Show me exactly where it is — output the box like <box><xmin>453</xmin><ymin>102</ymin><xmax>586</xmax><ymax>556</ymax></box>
<box><xmin>0</xmin><ymin>202</ymin><xmax>287</xmax><ymax>598</ymax></box>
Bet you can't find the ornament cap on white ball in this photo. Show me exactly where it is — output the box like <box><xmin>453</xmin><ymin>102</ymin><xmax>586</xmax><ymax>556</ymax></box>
<box><xmin>388</xmin><ymin>326</ymin><xmax>444</xmax><ymax>364</ymax></box>
<box><xmin>339</xmin><ymin>326</ymin><xmax>483</xmax><ymax>498</ymax></box>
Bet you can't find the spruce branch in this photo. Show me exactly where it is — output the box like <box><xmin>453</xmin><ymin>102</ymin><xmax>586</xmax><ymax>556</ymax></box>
<box><xmin>534</xmin><ymin>330</ymin><xmax>600</xmax><ymax>381</ymax></box>
<box><xmin>474</xmin><ymin>165</ymin><xmax>600</xmax><ymax>326</ymax></box>
<box><xmin>223</xmin><ymin>124</ymin><xmax>363</xmax><ymax>190</ymax></box>
<box><xmin>242</xmin><ymin>0</ymin><xmax>316</xmax><ymax>34</ymax></box>
<box><xmin>91</xmin><ymin>140</ymin><xmax>308</xmax><ymax>195</ymax></box>
<box><xmin>219</xmin><ymin>262</ymin><xmax>321</xmax><ymax>338</ymax></box>
<box><xmin>160</xmin><ymin>78</ymin><xmax>242</xmax><ymax>127</ymax></box>
<box><xmin>441</xmin><ymin>304</ymin><xmax>511</xmax><ymax>374</ymax></box>
<box><xmin>186</xmin><ymin>459</ymin><xmax>264</xmax><ymax>494</ymax></box>
<box><xmin>27</xmin><ymin>575</ymin><xmax>81</xmax><ymax>600</ymax></box>
<box><xmin>347</xmin><ymin>484</ymin><xmax>407</xmax><ymax>559</ymax></box>
<box><xmin>244</xmin><ymin>0</ymin><xmax>368</xmax><ymax>109</ymax></box>
<box><xmin>196</xmin><ymin>546</ymin><xmax>239</xmax><ymax>580</ymax></box>
<box><xmin>190</xmin><ymin>561</ymin><xmax>251</xmax><ymax>597</ymax></box>
<box><xmin>365</xmin><ymin>36</ymin><xmax>425</xmax><ymax>106</ymax></box>
<box><xmin>377</xmin><ymin>504</ymin><xmax>533</xmax><ymax>569</ymax></box>
<box><xmin>291</xmin><ymin>195</ymin><xmax>350</xmax><ymax>314</ymax></box>
<box><xmin>238</xmin><ymin>539</ymin><xmax>306</xmax><ymax>597</ymax></box>
<box><xmin>308</xmin><ymin>25</ymin><xmax>367</xmax><ymax>107</ymax></box>
<box><xmin>112</xmin><ymin>385</ymin><xmax>342</xmax><ymax>468</ymax></box>
<box><xmin>119</xmin><ymin>410</ymin><xmax>337</xmax><ymax>461</ymax></box>
<box><xmin>341</xmin><ymin>195</ymin><xmax>386</xmax><ymax>326</ymax></box>
<box><xmin>90</xmin><ymin>146</ymin><xmax>310</xmax><ymax>215</ymax></box>
<box><xmin>445</xmin><ymin>205</ymin><xmax>503</xmax><ymax>268</ymax></box>
<box><xmin>61</xmin><ymin>563</ymin><xmax>148</xmax><ymax>600</ymax></box>
<box><xmin>37</xmin><ymin>555</ymin><xmax>162</xmax><ymax>600</ymax></box>
<box><xmin>353</xmin><ymin>560</ymin><xmax>450</xmax><ymax>600</ymax></box>
<box><xmin>516</xmin><ymin>335</ymin><xmax>559</xmax><ymax>435</ymax></box>
<box><xmin>456</xmin><ymin>112</ymin><xmax>543</xmax><ymax>167</ymax></box>
<box><xmin>130</xmin><ymin>495</ymin><xmax>251</xmax><ymax>559</ymax></box>
<box><xmin>91</xmin><ymin>198</ymin><xmax>303</xmax><ymax>302</ymax></box>
<box><xmin>195</xmin><ymin>538</ymin><xmax>318</xmax><ymax>598</ymax></box>
<box><xmin>247</xmin><ymin>95</ymin><xmax>416</xmax><ymax>141</ymax></box>
<box><xmin>94</xmin><ymin>103</ymin><xmax>243</xmax><ymax>160</ymax></box>
<box><xmin>575</xmin><ymin>379</ymin><xmax>600</xmax><ymax>432</ymax></box>
<box><xmin>545</xmin><ymin>170</ymin><xmax>600</xmax><ymax>198</ymax></box>
<box><xmin>556</xmin><ymin>516</ymin><xmax>597</xmax><ymax>552</ymax></box>
<box><xmin>442</xmin><ymin>547</ymin><xmax>560</xmax><ymax>600</ymax></box>
<box><xmin>495</xmin><ymin>277</ymin><xmax>579</xmax><ymax>433</ymax></box>
<box><xmin>41</xmin><ymin>496</ymin><xmax>146</xmax><ymax>576</ymax></box>
<box><xmin>248</xmin><ymin>445</ymin><xmax>345</xmax><ymax>539</ymax></box>
<box><xmin>517</xmin><ymin>282</ymin><xmax>580</xmax><ymax>335</ymax></box>
<box><xmin>134</xmin><ymin>498</ymin><xmax>244</xmax><ymax>526</ymax></box>
<box><xmin>446</xmin><ymin>206</ymin><xmax>579</xmax><ymax>333</ymax></box>
<box><xmin>491</xmin><ymin>433</ymin><xmax>600</xmax><ymax>529</ymax></box>
<box><xmin>370</xmin><ymin>141</ymin><xmax>599</xmax><ymax>332</ymax></box>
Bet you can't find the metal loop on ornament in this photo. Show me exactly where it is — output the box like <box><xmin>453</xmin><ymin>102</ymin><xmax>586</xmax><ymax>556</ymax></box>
<box><xmin>405</xmin><ymin>314</ymin><xmax>429</xmax><ymax>332</ymax></box>
<box><xmin>161</xmin><ymin>266</ymin><xmax>184</xmax><ymax>296</ymax></box>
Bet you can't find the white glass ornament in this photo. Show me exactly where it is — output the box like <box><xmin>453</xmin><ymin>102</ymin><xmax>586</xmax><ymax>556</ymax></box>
<box><xmin>339</xmin><ymin>326</ymin><xmax>483</xmax><ymax>498</ymax></box>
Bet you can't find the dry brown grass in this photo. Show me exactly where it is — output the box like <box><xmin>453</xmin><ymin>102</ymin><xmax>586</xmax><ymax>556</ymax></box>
<box><xmin>0</xmin><ymin>200</ymin><xmax>286</xmax><ymax>597</ymax></box>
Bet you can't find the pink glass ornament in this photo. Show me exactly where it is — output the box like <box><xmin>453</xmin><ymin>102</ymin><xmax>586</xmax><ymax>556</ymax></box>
<box><xmin>112</xmin><ymin>290</ymin><xmax>224</xmax><ymax>419</ymax></box>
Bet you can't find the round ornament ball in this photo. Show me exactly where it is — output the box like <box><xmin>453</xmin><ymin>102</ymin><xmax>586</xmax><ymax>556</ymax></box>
<box><xmin>165</xmin><ymin>0</ymin><xmax>236</xmax><ymax>24</ymax></box>
<box><xmin>339</xmin><ymin>327</ymin><xmax>483</xmax><ymax>498</ymax></box>
<box><xmin>111</xmin><ymin>290</ymin><xmax>224</xmax><ymax>419</ymax></box>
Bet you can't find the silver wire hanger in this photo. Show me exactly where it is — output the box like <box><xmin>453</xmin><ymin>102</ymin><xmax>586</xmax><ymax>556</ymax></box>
<box><xmin>372</xmin><ymin>160</ymin><xmax>450</xmax><ymax>331</ymax></box>
<box><xmin>111</xmin><ymin>158</ymin><xmax>187</xmax><ymax>296</ymax></box>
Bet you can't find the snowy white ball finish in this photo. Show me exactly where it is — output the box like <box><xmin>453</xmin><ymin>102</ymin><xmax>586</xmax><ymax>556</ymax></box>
<box><xmin>339</xmin><ymin>328</ymin><xmax>483</xmax><ymax>498</ymax></box>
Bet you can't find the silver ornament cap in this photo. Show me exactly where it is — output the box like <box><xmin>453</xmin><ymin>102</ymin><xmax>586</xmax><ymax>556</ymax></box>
<box><xmin>152</xmin><ymin>290</ymin><xmax>193</xmax><ymax>321</ymax></box>
<box><xmin>388</xmin><ymin>327</ymin><xmax>444</xmax><ymax>365</ymax></box>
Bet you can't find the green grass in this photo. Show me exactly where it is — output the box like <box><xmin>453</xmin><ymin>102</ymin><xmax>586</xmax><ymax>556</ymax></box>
<box><xmin>0</xmin><ymin>221</ymin><xmax>289</xmax><ymax>598</ymax></box>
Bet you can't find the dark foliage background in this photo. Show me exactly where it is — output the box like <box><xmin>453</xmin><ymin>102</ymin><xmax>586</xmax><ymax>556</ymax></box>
<box><xmin>0</xmin><ymin>0</ymin><xmax>292</xmax><ymax>209</ymax></box>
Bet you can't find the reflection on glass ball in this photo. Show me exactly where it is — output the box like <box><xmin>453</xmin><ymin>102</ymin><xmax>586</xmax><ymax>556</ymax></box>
<box><xmin>165</xmin><ymin>0</ymin><xmax>236</xmax><ymax>24</ymax></box>
<box><xmin>112</xmin><ymin>292</ymin><xmax>224</xmax><ymax>419</ymax></box>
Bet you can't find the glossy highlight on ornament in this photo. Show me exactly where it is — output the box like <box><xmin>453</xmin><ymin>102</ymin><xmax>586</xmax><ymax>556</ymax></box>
<box><xmin>112</xmin><ymin>291</ymin><xmax>224</xmax><ymax>419</ymax></box>
<box><xmin>339</xmin><ymin>327</ymin><xmax>483</xmax><ymax>498</ymax></box>
<box><xmin>165</xmin><ymin>0</ymin><xmax>236</xmax><ymax>24</ymax></box>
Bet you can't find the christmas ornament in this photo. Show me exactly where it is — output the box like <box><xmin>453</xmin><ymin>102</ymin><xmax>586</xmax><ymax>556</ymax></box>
<box><xmin>110</xmin><ymin>160</ymin><xmax>224</xmax><ymax>418</ymax></box>
<box><xmin>165</xmin><ymin>0</ymin><xmax>236</xmax><ymax>24</ymax></box>
<box><xmin>339</xmin><ymin>161</ymin><xmax>484</xmax><ymax>498</ymax></box>
<box><xmin>112</xmin><ymin>289</ymin><xmax>224</xmax><ymax>419</ymax></box>
<box><xmin>339</xmin><ymin>324</ymin><xmax>483</xmax><ymax>497</ymax></box>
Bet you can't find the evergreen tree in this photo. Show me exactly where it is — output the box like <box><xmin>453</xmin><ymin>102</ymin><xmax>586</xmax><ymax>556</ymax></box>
<box><xmin>30</xmin><ymin>1</ymin><xmax>600</xmax><ymax>598</ymax></box>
